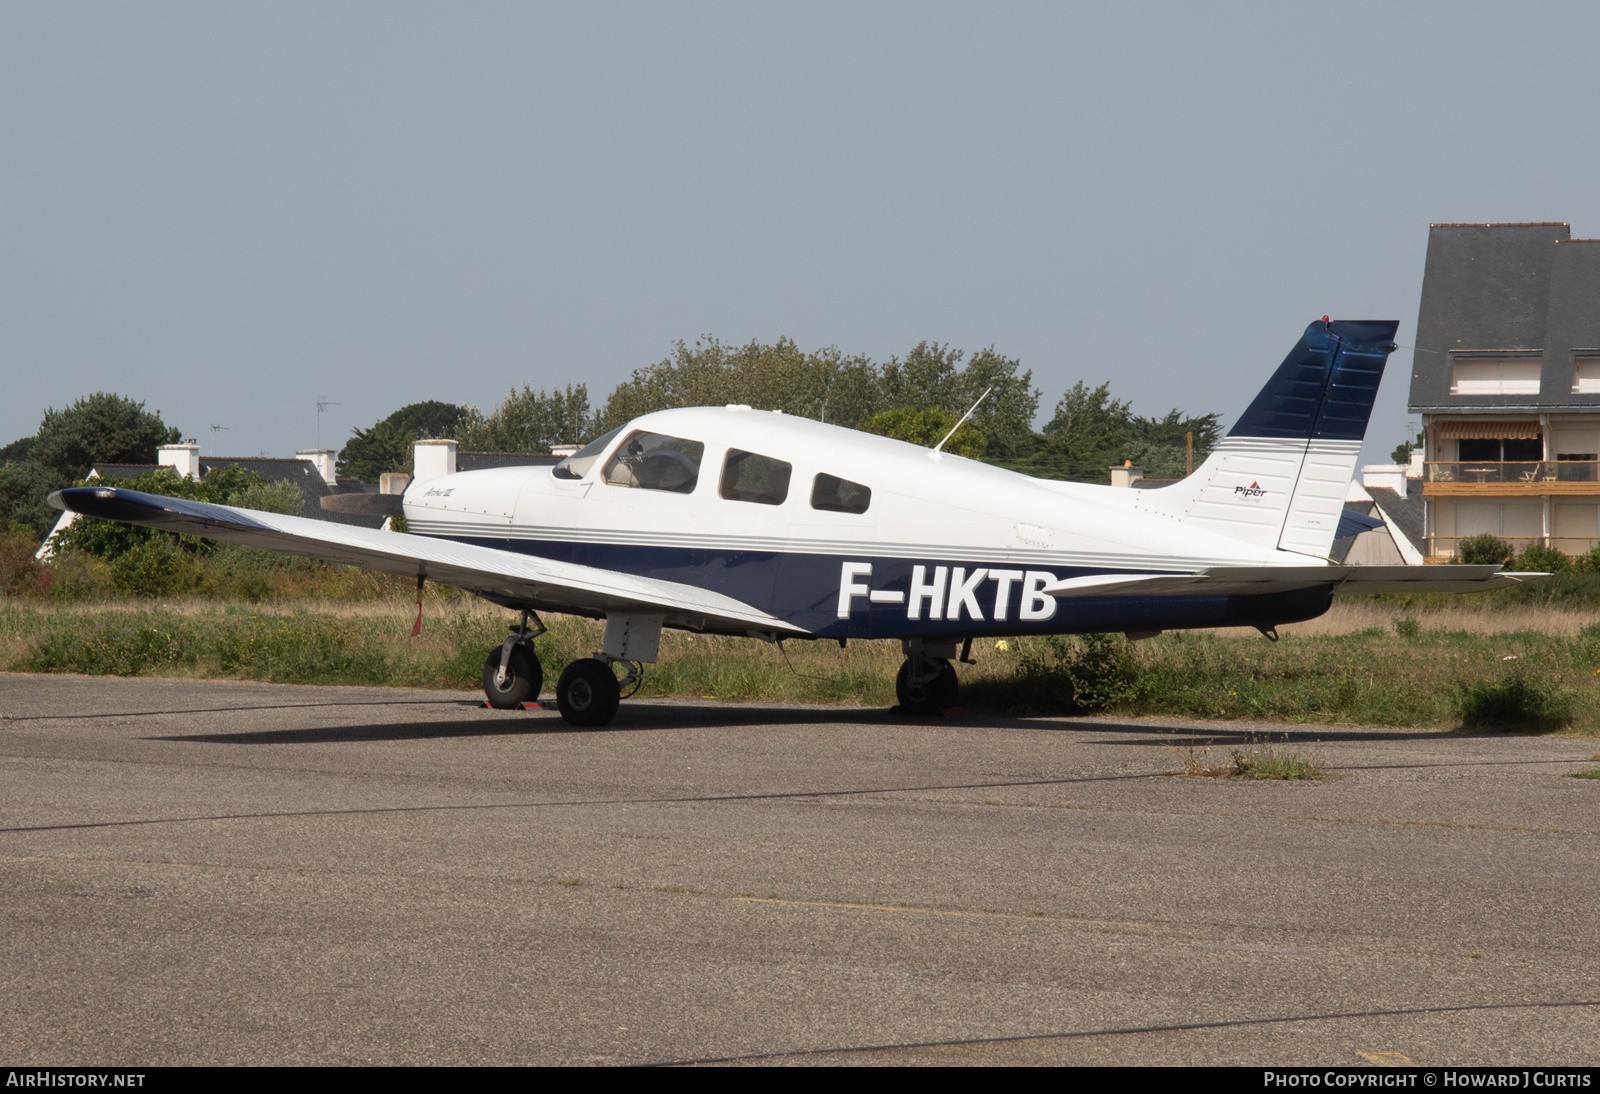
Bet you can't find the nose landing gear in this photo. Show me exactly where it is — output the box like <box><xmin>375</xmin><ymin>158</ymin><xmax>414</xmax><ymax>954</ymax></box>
<box><xmin>482</xmin><ymin>611</ymin><xmax>547</xmax><ymax>709</ymax></box>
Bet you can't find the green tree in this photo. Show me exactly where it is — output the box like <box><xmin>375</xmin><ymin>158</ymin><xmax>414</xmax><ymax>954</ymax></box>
<box><xmin>595</xmin><ymin>336</ymin><xmax>1038</xmax><ymax>458</ymax></box>
<box><xmin>2</xmin><ymin>393</ymin><xmax>183</xmax><ymax>536</ymax></box>
<box><xmin>877</xmin><ymin>342</ymin><xmax>1038</xmax><ymax>459</ymax></box>
<box><xmin>385</xmin><ymin>400</ymin><xmax>467</xmax><ymax>440</ymax></box>
<box><xmin>1391</xmin><ymin>431</ymin><xmax>1423</xmax><ymax>465</ymax></box>
<box><xmin>1016</xmin><ymin>383</ymin><xmax>1220</xmax><ymax>482</ymax></box>
<box><xmin>458</xmin><ymin>383</ymin><xmax>593</xmax><ymax>454</ymax></box>
<box><xmin>598</xmin><ymin>337</ymin><xmax>878</xmax><ymax>430</ymax></box>
<box><xmin>338</xmin><ymin>401</ymin><xmax>471</xmax><ymax>481</ymax></box>
<box><xmin>0</xmin><ymin>460</ymin><xmax>70</xmax><ymax>538</ymax></box>
<box><xmin>0</xmin><ymin>437</ymin><xmax>35</xmax><ymax>462</ymax></box>
<box><xmin>31</xmin><ymin>392</ymin><xmax>182</xmax><ymax>480</ymax></box>
<box><xmin>858</xmin><ymin>407</ymin><xmax>986</xmax><ymax>458</ymax></box>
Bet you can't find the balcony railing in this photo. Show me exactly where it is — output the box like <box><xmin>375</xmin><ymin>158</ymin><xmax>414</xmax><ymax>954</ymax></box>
<box><xmin>1424</xmin><ymin>461</ymin><xmax>1600</xmax><ymax>483</ymax></box>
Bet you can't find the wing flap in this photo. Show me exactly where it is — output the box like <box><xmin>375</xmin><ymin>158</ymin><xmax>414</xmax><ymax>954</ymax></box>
<box><xmin>49</xmin><ymin>487</ymin><xmax>806</xmax><ymax>633</ymax></box>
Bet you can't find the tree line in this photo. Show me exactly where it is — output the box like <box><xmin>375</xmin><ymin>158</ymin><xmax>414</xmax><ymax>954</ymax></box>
<box><xmin>340</xmin><ymin>335</ymin><xmax>1222</xmax><ymax>485</ymax></box>
<box><xmin>2</xmin><ymin>337</ymin><xmax>1224</xmax><ymax>538</ymax></box>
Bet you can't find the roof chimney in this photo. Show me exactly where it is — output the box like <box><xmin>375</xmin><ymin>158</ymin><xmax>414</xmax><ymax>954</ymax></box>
<box><xmin>295</xmin><ymin>449</ymin><xmax>338</xmax><ymax>487</ymax></box>
<box><xmin>157</xmin><ymin>442</ymin><xmax>201</xmax><ymax>480</ymax></box>
<box><xmin>413</xmin><ymin>439</ymin><xmax>457</xmax><ymax>484</ymax></box>
<box><xmin>1109</xmin><ymin>463</ymin><xmax>1145</xmax><ymax>488</ymax></box>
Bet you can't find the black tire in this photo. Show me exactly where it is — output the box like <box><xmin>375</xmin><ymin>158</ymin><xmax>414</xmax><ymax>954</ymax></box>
<box><xmin>483</xmin><ymin>645</ymin><xmax>543</xmax><ymax>709</ymax></box>
<box><xmin>556</xmin><ymin>658</ymin><xmax>622</xmax><ymax>727</ymax></box>
<box><xmin>895</xmin><ymin>658</ymin><xmax>959</xmax><ymax>714</ymax></box>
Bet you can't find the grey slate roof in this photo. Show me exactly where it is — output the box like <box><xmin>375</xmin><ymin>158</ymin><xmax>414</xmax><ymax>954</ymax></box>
<box><xmin>90</xmin><ymin>463</ymin><xmax>163</xmax><ymax>479</ymax></box>
<box><xmin>1364</xmin><ymin>486</ymin><xmax>1424</xmax><ymax>554</ymax></box>
<box><xmin>1409</xmin><ymin>222</ymin><xmax>1600</xmax><ymax>412</ymax></box>
<box><xmin>455</xmin><ymin>451</ymin><xmax>562</xmax><ymax>472</ymax></box>
<box><xmin>199</xmin><ymin>457</ymin><xmax>381</xmax><ymax>529</ymax></box>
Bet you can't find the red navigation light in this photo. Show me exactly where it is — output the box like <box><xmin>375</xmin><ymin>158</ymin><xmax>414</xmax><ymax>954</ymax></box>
<box><xmin>1322</xmin><ymin>315</ymin><xmax>1330</xmax><ymax>322</ymax></box>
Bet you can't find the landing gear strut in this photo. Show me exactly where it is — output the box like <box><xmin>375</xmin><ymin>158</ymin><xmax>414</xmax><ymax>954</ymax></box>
<box><xmin>482</xmin><ymin>611</ymin><xmax>547</xmax><ymax>709</ymax></box>
<box><xmin>896</xmin><ymin>640</ymin><xmax>960</xmax><ymax>715</ymax></box>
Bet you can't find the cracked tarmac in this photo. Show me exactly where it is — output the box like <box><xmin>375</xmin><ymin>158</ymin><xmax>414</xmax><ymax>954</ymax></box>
<box><xmin>1</xmin><ymin>673</ymin><xmax>1596</xmax><ymax>1065</ymax></box>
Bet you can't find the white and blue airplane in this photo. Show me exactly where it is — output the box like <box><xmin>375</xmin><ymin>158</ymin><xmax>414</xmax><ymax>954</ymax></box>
<box><xmin>51</xmin><ymin>319</ymin><xmax>1537</xmax><ymax>726</ymax></box>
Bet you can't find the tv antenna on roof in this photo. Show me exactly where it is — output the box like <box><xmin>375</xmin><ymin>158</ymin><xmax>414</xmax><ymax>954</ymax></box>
<box><xmin>316</xmin><ymin>395</ymin><xmax>340</xmax><ymax>449</ymax></box>
<box><xmin>208</xmin><ymin>423</ymin><xmax>228</xmax><ymax>455</ymax></box>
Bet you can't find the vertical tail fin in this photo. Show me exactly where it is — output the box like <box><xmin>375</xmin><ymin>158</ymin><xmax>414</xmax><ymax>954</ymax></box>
<box><xmin>1133</xmin><ymin>319</ymin><xmax>1398</xmax><ymax>559</ymax></box>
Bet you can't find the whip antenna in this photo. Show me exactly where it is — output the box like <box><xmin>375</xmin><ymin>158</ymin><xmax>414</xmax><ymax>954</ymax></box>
<box><xmin>932</xmin><ymin>387</ymin><xmax>992</xmax><ymax>454</ymax></box>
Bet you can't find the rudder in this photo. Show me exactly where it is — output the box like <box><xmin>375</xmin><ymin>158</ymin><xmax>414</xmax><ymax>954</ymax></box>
<box><xmin>1133</xmin><ymin>319</ymin><xmax>1398</xmax><ymax>558</ymax></box>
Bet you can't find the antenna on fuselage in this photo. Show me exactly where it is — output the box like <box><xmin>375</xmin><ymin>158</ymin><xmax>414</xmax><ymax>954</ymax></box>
<box><xmin>931</xmin><ymin>387</ymin><xmax>992</xmax><ymax>455</ymax></box>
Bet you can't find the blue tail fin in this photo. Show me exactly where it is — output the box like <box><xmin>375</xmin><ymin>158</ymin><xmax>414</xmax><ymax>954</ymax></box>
<box><xmin>1135</xmin><ymin>319</ymin><xmax>1399</xmax><ymax>559</ymax></box>
<box><xmin>1229</xmin><ymin>320</ymin><xmax>1398</xmax><ymax>441</ymax></box>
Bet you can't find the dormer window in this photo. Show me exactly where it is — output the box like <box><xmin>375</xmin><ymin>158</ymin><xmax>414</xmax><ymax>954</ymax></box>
<box><xmin>1450</xmin><ymin>358</ymin><xmax>1541</xmax><ymax>395</ymax></box>
<box><xmin>1575</xmin><ymin>359</ymin><xmax>1600</xmax><ymax>394</ymax></box>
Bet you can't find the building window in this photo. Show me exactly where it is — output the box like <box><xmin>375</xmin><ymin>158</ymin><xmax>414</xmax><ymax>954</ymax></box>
<box><xmin>1575</xmin><ymin>360</ymin><xmax>1600</xmax><ymax>394</ymax></box>
<box><xmin>1450</xmin><ymin>359</ymin><xmax>1541</xmax><ymax>395</ymax></box>
<box><xmin>1456</xmin><ymin>438</ymin><xmax>1542</xmax><ymax>462</ymax></box>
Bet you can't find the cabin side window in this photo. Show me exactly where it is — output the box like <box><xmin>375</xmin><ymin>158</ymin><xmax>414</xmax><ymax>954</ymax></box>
<box><xmin>601</xmin><ymin>431</ymin><xmax>705</xmax><ymax>493</ymax></box>
<box><xmin>811</xmin><ymin>473</ymin><xmax>871</xmax><ymax>514</ymax></box>
<box><xmin>719</xmin><ymin>449</ymin><xmax>792</xmax><ymax>505</ymax></box>
<box><xmin>552</xmin><ymin>426</ymin><xmax>625</xmax><ymax>480</ymax></box>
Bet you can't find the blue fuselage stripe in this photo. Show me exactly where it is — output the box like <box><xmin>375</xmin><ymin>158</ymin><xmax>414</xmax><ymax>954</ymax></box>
<box><xmin>437</xmin><ymin>535</ymin><xmax>1331</xmax><ymax>638</ymax></box>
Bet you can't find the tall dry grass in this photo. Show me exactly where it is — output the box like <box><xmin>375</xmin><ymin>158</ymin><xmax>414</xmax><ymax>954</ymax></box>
<box><xmin>5</xmin><ymin>595</ymin><xmax>1597</xmax><ymax>734</ymax></box>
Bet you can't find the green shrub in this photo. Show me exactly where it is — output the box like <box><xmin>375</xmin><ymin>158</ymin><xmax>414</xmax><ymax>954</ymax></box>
<box><xmin>109</xmin><ymin>536</ymin><xmax>208</xmax><ymax>598</ymax></box>
<box><xmin>1455</xmin><ymin>672</ymin><xmax>1573</xmax><ymax>732</ymax></box>
<box><xmin>45</xmin><ymin>550</ymin><xmax>113</xmax><ymax>600</ymax></box>
<box><xmin>1003</xmin><ymin>632</ymin><xmax>1136</xmax><ymax>712</ymax></box>
<box><xmin>213</xmin><ymin>613</ymin><xmax>391</xmax><ymax>683</ymax></box>
<box><xmin>1573</xmin><ymin>546</ymin><xmax>1600</xmax><ymax>574</ymax></box>
<box><xmin>21</xmin><ymin>613</ymin><xmax>196</xmax><ymax>675</ymax></box>
<box><xmin>1513</xmin><ymin>542</ymin><xmax>1572</xmax><ymax>574</ymax></box>
<box><xmin>1</xmin><ymin>523</ymin><xmax>56</xmax><ymax>597</ymax></box>
<box><xmin>1393</xmin><ymin>617</ymin><xmax>1420</xmax><ymax>640</ymax></box>
<box><xmin>226</xmin><ymin>479</ymin><xmax>306</xmax><ymax>516</ymax></box>
<box><xmin>1456</xmin><ymin>534</ymin><xmax>1514</xmax><ymax>566</ymax></box>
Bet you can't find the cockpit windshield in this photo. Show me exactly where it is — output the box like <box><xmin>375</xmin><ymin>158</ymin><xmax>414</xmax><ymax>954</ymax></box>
<box><xmin>601</xmin><ymin>431</ymin><xmax>705</xmax><ymax>493</ymax></box>
<box><xmin>552</xmin><ymin>426</ymin><xmax>626</xmax><ymax>480</ymax></box>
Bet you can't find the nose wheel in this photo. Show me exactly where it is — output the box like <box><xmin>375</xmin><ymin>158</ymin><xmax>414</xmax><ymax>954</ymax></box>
<box><xmin>482</xmin><ymin>610</ymin><xmax>548</xmax><ymax>709</ymax></box>
<box><xmin>483</xmin><ymin>644</ymin><xmax>542</xmax><ymax>707</ymax></box>
<box><xmin>896</xmin><ymin>656</ymin><xmax>959</xmax><ymax>715</ymax></box>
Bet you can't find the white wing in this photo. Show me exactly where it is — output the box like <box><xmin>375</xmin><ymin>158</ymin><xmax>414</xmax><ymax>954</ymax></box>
<box><xmin>49</xmin><ymin>486</ymin><xmax>807</xmax><ymax>635</ymax></box>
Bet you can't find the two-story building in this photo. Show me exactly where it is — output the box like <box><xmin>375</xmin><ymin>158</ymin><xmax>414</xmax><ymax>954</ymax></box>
<box><xmin>1409</xmin><ymin>222</ymin><xmax>1600</xmax><ymax>559</ymax></box>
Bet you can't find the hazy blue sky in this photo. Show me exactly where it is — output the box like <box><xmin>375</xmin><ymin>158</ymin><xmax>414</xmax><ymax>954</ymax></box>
<box><xmin>4</xmin><ymin>2</ymin><xmax>1599</xmax><ymax>467</ymax></box>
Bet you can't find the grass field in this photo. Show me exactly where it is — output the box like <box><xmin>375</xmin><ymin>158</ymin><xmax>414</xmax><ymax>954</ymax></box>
<box><xmin>4</xmin><ymin>595</ymin><xmax>1597</xmax><ymax>734</ymax></box>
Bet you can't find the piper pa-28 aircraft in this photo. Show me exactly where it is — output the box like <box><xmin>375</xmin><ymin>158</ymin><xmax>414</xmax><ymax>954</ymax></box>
<box><xmin>51</xmin><ymin>318</ymin><xmax>1543</xmax><ymax>727</ymax></box>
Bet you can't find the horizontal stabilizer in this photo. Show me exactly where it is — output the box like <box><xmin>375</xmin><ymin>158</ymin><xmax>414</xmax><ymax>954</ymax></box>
<box><xmin>49</xmin><ymin>487</ymin><xmax>805</xmax><ymax>634</ymax></box>
<box><xmin>1334</xmin><ymin>509</ymin><xmax>1385</xmax><ymax>539</ymax></box>
<box><xmin>1044</xmin><ymin>565</ymin><xmax>1541</xmax><ymax>600</ymax></box>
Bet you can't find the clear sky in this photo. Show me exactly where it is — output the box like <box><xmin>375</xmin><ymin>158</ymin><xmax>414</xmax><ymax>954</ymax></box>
<box><xmin>4</xmin><ymin>2</ymin><xmax>1598</xmax><ymax>468</ymax></box>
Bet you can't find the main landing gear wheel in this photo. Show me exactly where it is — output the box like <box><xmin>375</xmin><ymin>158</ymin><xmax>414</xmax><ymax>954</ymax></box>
<box><xmin>557</xmin><ymin>658</ymin><xmax>622</xmax><ymax>728</ymax></box>
<box><xmin>896</xmin><ymin>657</ymin><xmax>959</xmax><ymax>715</ymax></box>
<box><xmin>483</xmin><ymin>645</ymin><xmax>543</xmax><ymax>709</ymax></box>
